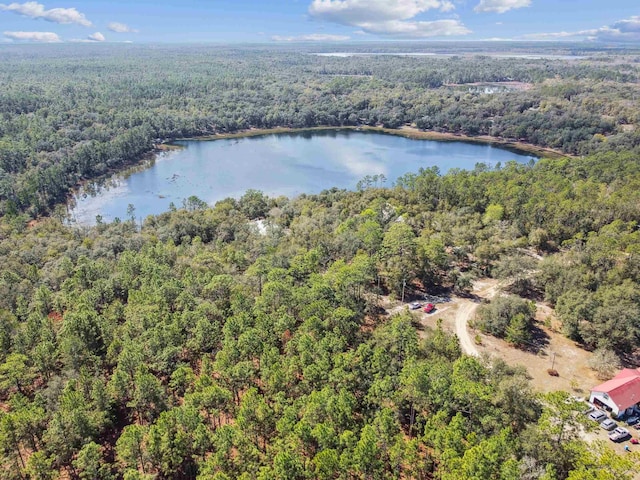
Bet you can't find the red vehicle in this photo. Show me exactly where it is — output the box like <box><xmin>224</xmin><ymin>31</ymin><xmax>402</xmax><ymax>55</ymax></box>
<box><xmin>424</xmin><ymin>303</ymin><xmax>435</xmax><ymax>313</ymax></box>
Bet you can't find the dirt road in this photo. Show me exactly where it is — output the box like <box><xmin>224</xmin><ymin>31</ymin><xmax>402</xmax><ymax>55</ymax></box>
<box><xmin>382</xmin><ymin>280</ymin><xmax>499</xmax><ymax>356</ymax></box>
<box><xmin>455</xmin><ymin>300</ymin><xmax>480</xmax><ymax>356</ymax></box>
<box><xmin>454</xmin><ymin>280</ymin><xmax>500</xmax><ymax>357</ymax></box>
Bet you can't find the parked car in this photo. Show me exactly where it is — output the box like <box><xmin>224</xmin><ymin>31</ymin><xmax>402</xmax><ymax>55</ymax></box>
<box><xmin>626</xmin><ymin>416</ymin><xmax>639</xmax><ymax>426</ymax></box>
<box><xmin>423</xmin><ymin>303</ymin><xmax>435</xmax><ymax>313</ymax></box>
<box><xmin>564</xmin><ymin>396</ymin><xmax>585</xmax><ymax>406</ymax></box>
<box><xmin>580</xmin><ymin>402</ymin><xmax>595</xmax><ymax>415</ymax></box>
<box><xmin>582</xmin><ymin>404</ymin><xmax>595</xmax><ymax>415</ymax></box>
<box><xmin>601</xmin><ymin>419</ymin><xmax>617</xmax><ymax>431</ymax></box>
<box><xmin>588</xmin><ymin>410</ymin><xmax>607</xmax><ymax>423</ymax></box>
<box><xmin>409</xmin><ymin>302</ymin><xmax>422</xmax><ymax>310</ymax></box>
<box><xmin>609</xmin><ymin>427</ymin><xmax>631</xmax><ymax>442</ymax></box>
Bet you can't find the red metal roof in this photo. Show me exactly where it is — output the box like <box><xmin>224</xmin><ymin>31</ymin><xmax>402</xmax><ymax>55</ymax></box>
<box><xmin>616</xmin><ymin>368</ymin><xmax>640</xmax><ymax>379</ymax></box>
<box><xmin>592</xmin><ymin>369</ymin><xmax>640</xmax><ymax>411</ymax></box>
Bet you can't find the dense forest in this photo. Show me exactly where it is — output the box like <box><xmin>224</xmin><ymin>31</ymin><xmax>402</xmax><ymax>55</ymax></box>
<box><xmin>1</xmin><ymin>44</ymin><xmax>640</xmax><ymax>217</ymax></box>
<box><xmin>2</xmin><ymin>151</ymin><xmax>640</xmax><ymax>477</ymax></box>
<box><xmin>2</xmin><ymin>44</ymin><xmax>640</xmax><ymax>478</ymax></box>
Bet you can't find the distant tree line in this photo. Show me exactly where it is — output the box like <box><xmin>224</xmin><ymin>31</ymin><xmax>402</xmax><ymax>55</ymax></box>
<box><xmin>0</xmin><ymin>45</ymin><xmax>639</xmax><ymax>217</ymax></box>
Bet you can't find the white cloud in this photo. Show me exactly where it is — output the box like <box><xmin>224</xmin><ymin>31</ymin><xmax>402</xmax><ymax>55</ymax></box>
<box><xmin>308</xmin><ymin>0</ymin><xmax>469</xmax><ymax>37</ymax></box>
<box><xmin>87</xmin><ymin>31</ymin><xmax>104</xmax><ymax>42</ymax></box>
<box><xmin>523</xmin><ymin>31</ymin><xmax>584</xmax><ymax>40</ymax></box>
<box><xmin>440</xmin><ymin>2</ymin><xmax>455</xmax><ymax>13</ymax></box>
<box><xmin>358</xmin><ymin>19</ymin><xmax>470</xmax><ymax>37</ymax></box>
<box><xmin>600</xmin><ymin>16</ymin><xmax>640</xmax><ymax>42</ymax></box>
<box><xmin>3</xmin><ymin>30</ymin><xmax>60</xmax><ymax>42</ymax></box>
<box><xmin>107</xmin><ymin>22</ymin><xmax>138</xmax><ymax>33</ymax></box>
<box><xmin>523</xmin><ymin>16</ymin><xmax>640</xmax><ymax>43</ymax></box>
<box><xmin>309</xmin><ymin>0</ymin><xmax>455</xmax><ymax>23</ymax></box>
<box><xmin>272</xmin><ymin>33</ymin><xmax>351</xmax><ymax>42</ymax></box>
<box><xmin>474</xmin><ymin>0</ymin><xmax>530</xmax><ymax>14</ymax></box>
<box><xmin>0</xmin><ymin>1</ymin><xmax>91</xmax><ymax>26</ymax></box>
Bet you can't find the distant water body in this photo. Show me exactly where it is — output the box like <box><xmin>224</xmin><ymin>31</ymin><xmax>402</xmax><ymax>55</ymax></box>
<box><xmin>69</xmin><ymin>130</ymin><xmax>536</xmax><ymax>225</ymax></box>
<box><xmin>313</xmin><ymin>53</ymin><xmax>588</xmax><ymax>60</ymax></box>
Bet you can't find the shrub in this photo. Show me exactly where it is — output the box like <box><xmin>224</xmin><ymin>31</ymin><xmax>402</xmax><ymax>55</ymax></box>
<box><xmin>475</xmin><ymin>295</ymin><xmax>536</xmax><ymax>345</ymax></box>
<box><xmin>588</xmin><ymin>348</ymin><xmax>621</xmax><ymax>380</ymax></box>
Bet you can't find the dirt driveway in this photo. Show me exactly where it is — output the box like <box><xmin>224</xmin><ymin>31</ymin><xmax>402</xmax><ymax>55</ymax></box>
<box><xmin>386</xmin><ymin>279</ymin><xmax>599</xmax><ymax>394</ymax></box>
<box><xmin>383</xmin><ymin>281</ymin><xmax>640</xmax><ymax>468</ymax></box>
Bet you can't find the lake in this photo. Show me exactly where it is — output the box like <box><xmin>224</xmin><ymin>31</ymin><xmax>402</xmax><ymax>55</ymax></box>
<box><xmin>69</xmin><ymin>130</ymin><xmax>537</xmax><ymax>225</ymax></box>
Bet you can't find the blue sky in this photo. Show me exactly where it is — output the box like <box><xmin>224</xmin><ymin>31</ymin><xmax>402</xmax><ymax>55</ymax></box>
<box><xmin>0</xmin><ymin>0</ymin><xmax>638</xmax><ymax>44</ymax></box>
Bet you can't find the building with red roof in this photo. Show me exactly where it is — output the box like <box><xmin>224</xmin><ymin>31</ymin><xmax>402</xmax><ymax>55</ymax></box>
<box><xmin>589</xmin><ymin>368</ymin><xmax>640</xmax><ymax>416</ymax></box>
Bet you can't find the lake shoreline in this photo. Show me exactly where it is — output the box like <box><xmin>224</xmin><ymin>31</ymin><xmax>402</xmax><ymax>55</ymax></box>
<box><xmin>68</xmin><ymin>125</ymin><xmax>561</xmax><ymax>215</ymax></box>
<box><xmin>176</xmin><ymin>125</ymin><xmax>569</xmax><ymax>160</ymax></box>
<box><xmin>69</xmin><ymin>128</ymin><xmax>546</xmax><ymax>225</ymax></box>
<box><xmin>64</xmin><ymin>148</ymin><xmax>166</xmax><ymax>216</ymax></box>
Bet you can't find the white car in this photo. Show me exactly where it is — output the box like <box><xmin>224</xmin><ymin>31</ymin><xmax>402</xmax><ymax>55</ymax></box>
<box><xmin>609</xmin><ymin>427</ymin><xmax>630</xmax><ymax>442</ymax></box>
<box><xmin>409</xmin><ymin>302</ymin><xmax>422</xmax><ymax>310</ymax></box>
<box><xmin>601</xmin><ymin>419</ymin><xmax>617</xmax><ymax>431</ymax></box>
<box><xmin>588</xmin><ymin>410</ymin><xmax>607</xmax><ymax>422</ymax></box>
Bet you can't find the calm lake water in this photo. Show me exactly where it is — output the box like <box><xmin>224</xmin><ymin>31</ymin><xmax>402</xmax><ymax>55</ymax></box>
<box><xmin>69</xmin><ymin>130</ymin><xmax>536</xmax><ymax>225</ymax></box>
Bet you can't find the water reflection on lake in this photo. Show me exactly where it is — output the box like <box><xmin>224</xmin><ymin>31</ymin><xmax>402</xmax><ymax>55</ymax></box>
<box><xmin>69</xmin><ymin>130</ymin><xmax>536</xmax><ymax>225</ymax></box>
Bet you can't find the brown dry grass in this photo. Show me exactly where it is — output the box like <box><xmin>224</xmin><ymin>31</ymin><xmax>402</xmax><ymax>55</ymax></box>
<box><xmin>393</xmin><ymin>279</ymin><xmax>599</xmax><ymax>394</ymax></box>
<box><xmin>413</xmin><ymin>287</ymin><xmax>640</xmax><ymax>465</ymax></box>
<box><xmin>472</xmin><ymin>316</ymin><xmax>599</xmax><ymax>395</ymax></box>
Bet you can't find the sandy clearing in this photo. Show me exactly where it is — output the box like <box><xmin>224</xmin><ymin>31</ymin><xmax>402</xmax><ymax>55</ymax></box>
<box><xmin>383</xmin><ymin>278</ymin><xmax>600</xmax><ymax>394</ymax></box>
<box><xmin>382</xmin><ymin>281</ymin><xmax>640</xmax><ymax>471</ymax></box>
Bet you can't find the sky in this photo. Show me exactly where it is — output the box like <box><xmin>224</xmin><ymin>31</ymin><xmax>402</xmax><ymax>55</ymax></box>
<box><xmin>0</xmin><ymin>0</ymin><xmax>638</xmax><ymax>44</ymax></box>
